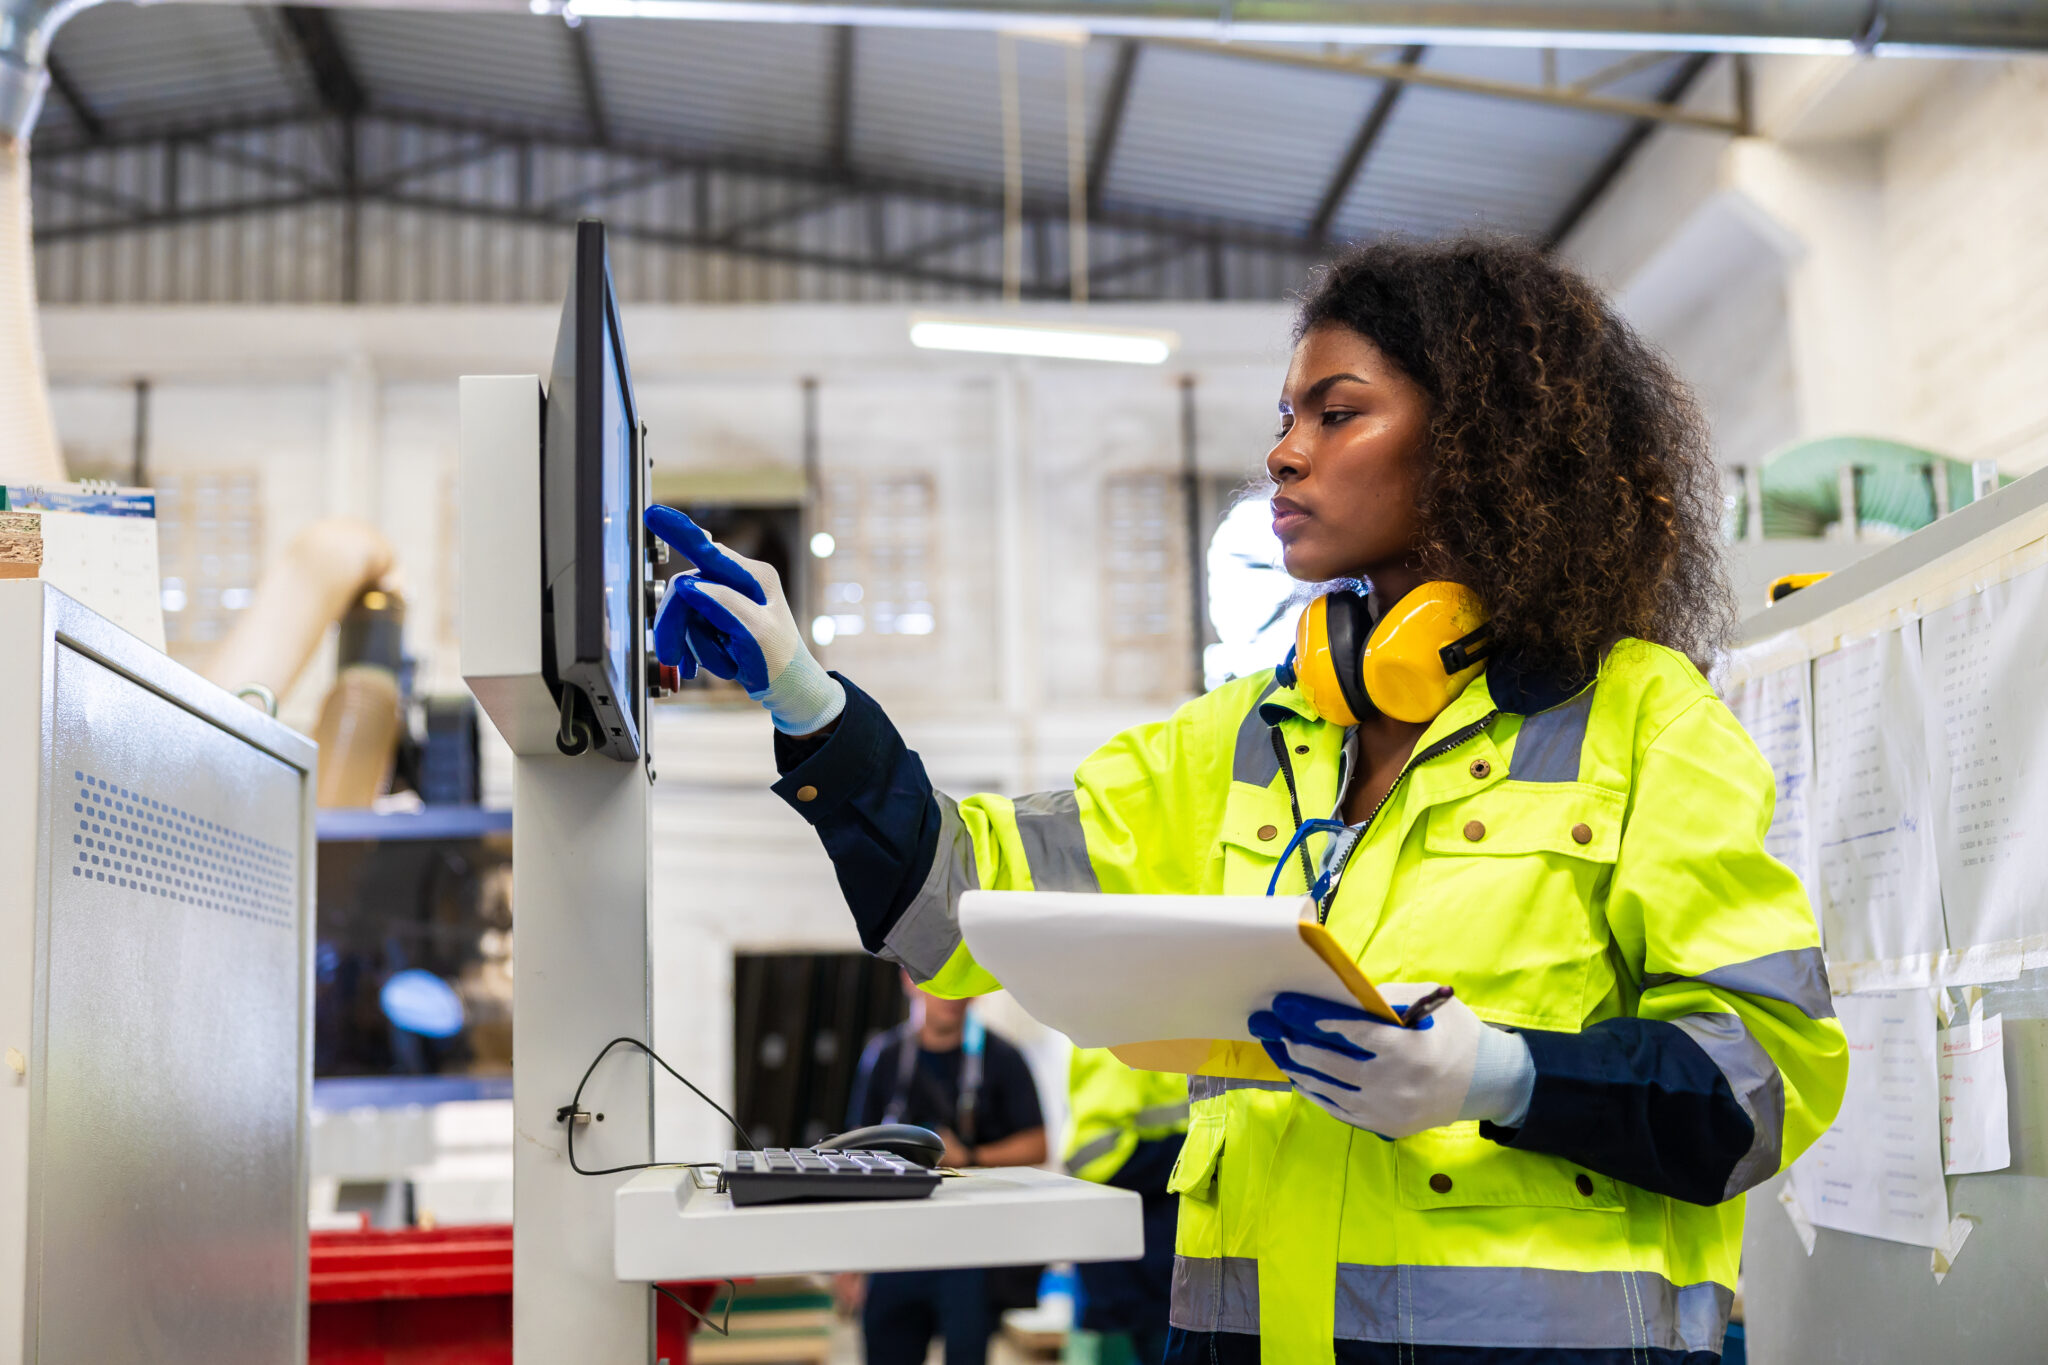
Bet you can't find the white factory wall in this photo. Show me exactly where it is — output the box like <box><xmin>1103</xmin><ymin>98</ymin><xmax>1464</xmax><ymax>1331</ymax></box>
<box><xmin>41</xmin><ymin>300</ymin><xmax>1295</xmax><ymax>1158</ymax></box>
<box><xmin>1561</xmin><ymin>52</ymin><xmax>2048</xmax><ymax>607</ymax></box>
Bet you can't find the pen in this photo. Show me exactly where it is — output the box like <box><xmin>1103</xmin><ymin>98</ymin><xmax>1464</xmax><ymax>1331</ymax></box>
<box><xmin>1401</xmin><ymin>985</ymin><xmax>1456</xmax><ymax>1029</ymax></box>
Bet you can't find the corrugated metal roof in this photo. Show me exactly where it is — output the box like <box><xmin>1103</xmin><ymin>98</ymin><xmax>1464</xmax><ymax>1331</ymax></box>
<box><xmin>585</xmin><ymin>18</ymin><xmax>835</xmax><ymax>160</ymax></box>
<box><xmin>33</xmin><ymin>6</ymin><xmax>1716</xmax><ymax>254</ymax></box>
<box><xmin>49</xmin><ymin>4</ymin><xmax>302</xmax><ymax>128</ymax></box>
<box><xmin>1332</xmin><ymin>45</ymin><xmax>1690</xmax><ymax>240</ymax></box>
<box><xmin>1101</xmin><ymin>43</ymin><xmax>1385</xmax><ymax>231</ymax></box>
<box><xmin>335</xmin><ymin>10</ymin><xmax>588</xmax><ymax>131</ymax></box>
<box><xmin>852</xmin><ymin>28</ymin><xmax>1119</xmax><ymax>200</ymax></box>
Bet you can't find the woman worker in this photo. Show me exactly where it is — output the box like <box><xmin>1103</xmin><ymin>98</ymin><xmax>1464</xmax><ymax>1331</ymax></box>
<box><xmin>645</xmin><ymin>236</ymin><xmax>1848</xmax><ymax>1365</ymax></box>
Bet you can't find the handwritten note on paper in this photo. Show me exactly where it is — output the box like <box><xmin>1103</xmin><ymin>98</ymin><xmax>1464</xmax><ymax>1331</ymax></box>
<box><xmin>1726</xmin><ymin>662</ymin><xmax>1816</xmax><ymax>893</ymax></box>
<box><xmin>1810</xmin><ymin>629</ymin><xmax>1944</xmax><ymax>978</ymax></box>
<box><xmin>1922</xmin><ymin>565</ymin><xmax>2048</xmax><ymax>970</ymax></box>
<box><xmin>1938</xmin><ymin>1012</ymin><xmax>2011</xmax><ymax>1175</ymax></box>
<box><xmin>1790</xmin><ymin>991</ymin><xmax>1948</xmax><ymax>1248</ymax></box>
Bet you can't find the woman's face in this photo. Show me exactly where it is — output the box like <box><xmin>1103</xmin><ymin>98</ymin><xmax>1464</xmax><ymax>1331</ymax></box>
<box><xmin>1265</xmin><ymin>324</ymin><xmax>1432</xmax><ymax>588</ymax></box>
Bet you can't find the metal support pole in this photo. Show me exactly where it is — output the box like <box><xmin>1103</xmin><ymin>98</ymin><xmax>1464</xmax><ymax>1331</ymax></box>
<box><xmin>130</xmin><ymin>378</ymin><xmax>149</xmax><ymax>488</ymax></box>
<box><xmin>1744</xmin><ymin>462</ymin><xmax>1764</xmax><ymax>542</ymax></box>
<box><xmin>1836</xmin><ymin>462</ymin><xmax>1860</xmax><ymax>541</ymax></box>
<box><xmin>1929</xmin><ymin>461</ymin><xmax>1951</xmax><ymax>520</ymax></box>
<box><xmin>1180</xmin><ymin>375</ymin><xmax>1206</xmax><ymax>697</ymax></box>
<box><xmin>800</xmin><ymin>375</ymin><xmax>820</xmax><ymax>634</ymax></box>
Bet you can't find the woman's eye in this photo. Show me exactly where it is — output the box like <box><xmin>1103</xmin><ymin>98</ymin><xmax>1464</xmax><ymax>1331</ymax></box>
<box><xmin>1322</xmin><ymin>410</ymin><xmax>1356</xmax><ymax>426</ymax></box>
<box><xmin>1272</xmin><ymin>418</ymin><xmax>1293</xmax><ymax>440</ymax></box>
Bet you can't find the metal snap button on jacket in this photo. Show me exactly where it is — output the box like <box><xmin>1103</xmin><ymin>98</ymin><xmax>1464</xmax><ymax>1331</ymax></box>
<box><xmin>1429</xmin><ymin>1173</ymin><xmax>1454</xmax><ymax>1194</ymax></box>
<box><xmin>1257</xmin><ymin>824</ymin><xmax>1278</xmax><ymax>842</ymax></box>
<box><xmin>1571</xmin><ymin>822</ymin><xmax>1593</xmax><ymax>845</ymax></box>
<box><xmin>1464</xmin><ymin>820</ymin><xmax>1486</xmax><ymax>842</ymax></box>
<box><xmin>796</xmin><ymin>785</ymin><xmax>819</xmax><ymax>803</ymax></box>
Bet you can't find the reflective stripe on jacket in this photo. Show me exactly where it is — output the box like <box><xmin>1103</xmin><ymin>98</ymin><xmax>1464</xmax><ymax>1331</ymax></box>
<box><xmin>1065</xmin><ymin>1046</ymin><xmax>1191</xmax><ymax>1184</ymax></box>
<box><xmin>772</xmin><ymin>639</ymin><xmax>1849</xmax><ymax>1364</ymax></box>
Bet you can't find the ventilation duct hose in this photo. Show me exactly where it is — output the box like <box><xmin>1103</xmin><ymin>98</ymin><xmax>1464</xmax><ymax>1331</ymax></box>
<box><xmin>0</xmin><ymin>138</ymin><xmax>62</xmax><ymax>484</ymax></box>
<box><xmin>0</xmin><ymin>0</ymin><xmax>104</xmax><ymax>486</ymax></box>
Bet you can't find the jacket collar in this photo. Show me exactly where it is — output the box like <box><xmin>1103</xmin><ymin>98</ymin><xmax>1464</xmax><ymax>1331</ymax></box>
<box><xmin>1255</xmin><ymin>648</ymin><xmax>1589</xmax><ymax>731</ymax></box>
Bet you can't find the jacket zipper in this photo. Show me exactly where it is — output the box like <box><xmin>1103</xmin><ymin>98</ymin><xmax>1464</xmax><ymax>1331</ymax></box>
<box><xmin>1270</xmin><ymin>727</ymin><xmax>1316</xmax><ymax>894</ymax></box>
<box><xmin>1314</xmin><ymin>710</ymin><xmax>1499</xmax><ymax>924</ymax></box>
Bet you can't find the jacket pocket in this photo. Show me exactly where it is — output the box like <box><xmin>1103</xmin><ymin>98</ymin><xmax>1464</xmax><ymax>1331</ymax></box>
<box><xmin>1215</xmin><ymin>784</ymin><xmax>1299</xmax><ymax>897</ymax></box>
<box><xmin>1420</xmin><ymin>781</ymin><xmax>1624</xmax><ymax>863</ymax></box>
<box><xmin>1400</xmin><ymin>782</ymin><xmax>1622</xmax><ymax>1031</ymax></box>
<box><xmin>1394</xmin><ymin>1123</ymin><xmax>1622</xmax><ymax>1212</ymax></box>
<box><xmin>1167</xmin><ymin>1113</ymin><xmax>1226</xmax><ymax>1200</ymax></box>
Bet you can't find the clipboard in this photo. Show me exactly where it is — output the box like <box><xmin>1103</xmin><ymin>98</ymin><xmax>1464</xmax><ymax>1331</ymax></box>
<box><xmin>956</xmin><ymin>889</ymin><xmax>1404</xmax><ymax>1082</ymax></box>
<box><xmin>1106</xmin><ymin>918</ymin><xmax>1401</xmax><ymax>1081</ymax></box>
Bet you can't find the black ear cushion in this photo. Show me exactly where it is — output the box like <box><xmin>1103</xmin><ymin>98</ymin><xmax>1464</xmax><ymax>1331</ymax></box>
<box><xmin>1323</xmin><ymin>592</ymin><xmax>1377</xmax><ymax>724</ymax></box>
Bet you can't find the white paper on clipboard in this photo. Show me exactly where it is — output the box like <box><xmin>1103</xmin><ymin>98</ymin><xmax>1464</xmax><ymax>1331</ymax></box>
<box><xmin>958</xmin><ymin>890</ymin><xmax>1349</xmax><ymax>1047</ymax></box>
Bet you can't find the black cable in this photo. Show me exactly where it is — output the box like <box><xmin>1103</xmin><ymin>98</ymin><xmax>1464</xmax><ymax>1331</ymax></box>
<box><xmin>557</xmin><ymin>1036</ymin><xmax>760</xmax><ymax>1176</ymax></box>
<box><xmin>654</xmin><ymin>1280</ymin><xmax>736</xmax><ymax>1337</ymax></box>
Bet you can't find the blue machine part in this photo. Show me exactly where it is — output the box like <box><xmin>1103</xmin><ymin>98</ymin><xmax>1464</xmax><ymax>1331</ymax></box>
<box><xmin>380</xmin><ymin>969</ymin><xmax>466</xmax><ymax>1039</ymax></box>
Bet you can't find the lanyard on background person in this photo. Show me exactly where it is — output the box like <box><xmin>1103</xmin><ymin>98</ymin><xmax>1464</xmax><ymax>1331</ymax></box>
<box><xmin>882</xmin><ymin>1008</ymin><xmax>985</xmax><ymax>1143</ymax></box>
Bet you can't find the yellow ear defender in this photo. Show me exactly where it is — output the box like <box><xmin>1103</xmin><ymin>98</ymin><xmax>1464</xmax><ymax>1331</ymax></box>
<box><xmin>1293</xmin><ymin>582</ymin><xmax>1494</xmax><ymax>726</ymax></box>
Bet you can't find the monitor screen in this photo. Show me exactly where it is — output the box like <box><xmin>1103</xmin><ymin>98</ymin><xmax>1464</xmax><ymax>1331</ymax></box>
<box><xmin>542</xmin><ymin>219</ymin><xmax>644</xmax><ymax>762</ymax></box>
<box><xmin>599</xmin><ymin>300</ymin><xmax>636</xmax><ymax>736</ymax></box>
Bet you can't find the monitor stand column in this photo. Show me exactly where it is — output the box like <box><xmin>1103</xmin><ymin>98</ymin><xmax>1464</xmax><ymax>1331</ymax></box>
<box><xmin>512</xmin><ymin>751</ymin><xmax>653</xmax><ymax>1364</ymax></box>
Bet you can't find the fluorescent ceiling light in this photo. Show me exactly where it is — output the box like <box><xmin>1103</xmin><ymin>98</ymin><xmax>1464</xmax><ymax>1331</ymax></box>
<box><xmin>557</xmin><ymin>0</ymin><xmax>1868</xmax><ymax>54</ymax></box>
<box><xmin>909</xmin><ymin>316</ymin><xmax>1177</xmax><ymax>365</ymax></box>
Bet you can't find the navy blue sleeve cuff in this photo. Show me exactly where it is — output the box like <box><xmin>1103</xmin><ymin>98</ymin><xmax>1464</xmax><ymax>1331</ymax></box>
<box><xmin>771</xmin><ymin>673</ymin><xmax>891</xmax><ymax>823</ymax></box>
<box><xmin>1479</xmin><ymin>1018</ymin><xmax>1752</xmax><ymax>1207</ymax></box>
<box><xmin>766</xmin><ymin>674</ymin><xmax>944</xmax><ymax>955</ymax></box>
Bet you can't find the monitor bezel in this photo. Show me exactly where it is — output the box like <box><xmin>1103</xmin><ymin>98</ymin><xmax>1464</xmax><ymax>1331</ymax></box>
<box><xmin>542</xmin><ymin>218</ymin><xmax>644</xmax><ymax>763</ymax></box>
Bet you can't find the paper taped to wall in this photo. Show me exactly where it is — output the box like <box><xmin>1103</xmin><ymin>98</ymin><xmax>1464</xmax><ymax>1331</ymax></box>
<box><xmin>1923</xmin><ymin>565</ymin><xmax>2048</xmax><ymax>971</ymax></box>
<box><xmin>1810</xmin><ymin>630</ymin><xmax>1944</xmax><ymax>986</ymax></box>
<box><xmin>1726</xmin><ymin>660</ymin><xmax>1818</xmax><ymax>897</ymax></box>
<box><xmin>1788</xmin><ymin>990</ymin><xmax>1948</xmax><ymax>1249</ymax></box>
<box><xmin>1938</xmin><ymin>1010</ymin><xmax>2011</xmax><ymax>1175</ymax></box>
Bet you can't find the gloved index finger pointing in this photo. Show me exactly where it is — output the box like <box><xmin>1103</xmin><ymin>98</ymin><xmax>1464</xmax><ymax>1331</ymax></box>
<box><xmin>643</xmin><ymin>505</ymin><xmax>767</xmax><ymax>605</ymax></box>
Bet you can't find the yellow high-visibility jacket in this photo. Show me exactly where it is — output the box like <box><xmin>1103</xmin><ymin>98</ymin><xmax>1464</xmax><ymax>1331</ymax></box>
<box><xmin>1065</xmin><ymin>1047</ymin><xmax>1190</xmax><ymax>1184</ymax></box>
<box><xmin>773</xmin><ymin>638</ymin><xmax>1848</xmax><ymax>1364</ymax></box>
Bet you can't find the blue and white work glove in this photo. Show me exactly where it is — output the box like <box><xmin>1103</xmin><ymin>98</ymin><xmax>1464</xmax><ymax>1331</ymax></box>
<box><xmin>643</xmin><ymin>507</ymin><xmax>846</xmax><ymax>736</ymax></box>
<box><xmin>1248</xmin><ymin>984</ymin><xmax>1534</xmax><ymax>1140</ymax></box>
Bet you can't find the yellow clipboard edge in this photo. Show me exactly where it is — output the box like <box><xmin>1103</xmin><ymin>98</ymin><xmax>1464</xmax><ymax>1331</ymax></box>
<box><xmin>1110</xmin><ymin>1039</ymin><xmax>1287</xmax><ymax>1083</ymax></box>
<box><xmin>1296</xmin><ymin>918</ymin><xmax>1401</xmax><ymax>1023</ymax></box>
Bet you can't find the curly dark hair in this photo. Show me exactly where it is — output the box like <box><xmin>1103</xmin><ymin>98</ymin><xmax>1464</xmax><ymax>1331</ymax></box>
<box><xmin>1296</xmin><ymin>235</ymin><xmax>1733</xmax><ymax>680</ymax></box>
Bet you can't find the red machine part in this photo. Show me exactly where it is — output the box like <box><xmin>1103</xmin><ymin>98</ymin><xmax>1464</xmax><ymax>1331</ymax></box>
<box><xmin>310</xmin><ymin>1226</ymin><xmax>721</xmax><ymax>1364</ymax></box>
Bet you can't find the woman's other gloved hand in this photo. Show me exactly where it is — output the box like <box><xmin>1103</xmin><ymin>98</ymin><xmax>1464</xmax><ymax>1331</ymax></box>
<box><xmin>643</xmin><ymin>507</ymin><xmax>846</xmax><ymax>736</ymax></box>
<box><xmin>1247</xmin><ymin>984</ymin><xmax>1534</xmax><ymax>1140</ymax></box>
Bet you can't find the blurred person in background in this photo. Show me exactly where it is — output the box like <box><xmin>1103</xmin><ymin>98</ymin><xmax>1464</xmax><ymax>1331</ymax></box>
<box><xmin>1065</xmin><ymin>1049</ymin><xmax>1187</xmax><ymax>1364</ymax></box>
<box><xmin>840</xmin><ymin>972</ymin><xmax>1046</xmax><ymax>1365</ymax></box>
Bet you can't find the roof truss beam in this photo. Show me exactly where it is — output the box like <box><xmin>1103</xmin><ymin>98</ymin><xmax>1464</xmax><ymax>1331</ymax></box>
<box><xmin>27</xmin><ymin>111</ymin><xmax>1322</xmax><ymax>299</ymax></box>
<box><xmin>1542</xmin><ymin>52</ymin><xmax>1713</xmax><ymax>248</ymax></box>
<box><xmin>276</xmin><ymin>7</ymin><xmax>367</xmax><ymax>120</ymax></box>
<box><xmin>1085</xmin><ymin>38</ymin><xmax>1139</xmax><ymax>215</ymax></box>
<box><xmin>1309</xmin><ymin>43</ymin><xmax>1421</xmax><ymax>244</ymax></box>
<box><xmin>43</xmin><ymin>54</ymin><xmax>104</xmax><ymax>142</ymax></box>
<box><xmin>827</xmin><ymin>25</ymin><xmax>856</xmax><ymax>172</ymax></box>
<box><xmin>565</xmin><ymin>21</ymin><xmax>610</xmax><ymax>145</ymax></box>
<box><xmin>1152</xmin><ymin>38</ymin><xmax>1744</xmax><ymax>132</ymax></box>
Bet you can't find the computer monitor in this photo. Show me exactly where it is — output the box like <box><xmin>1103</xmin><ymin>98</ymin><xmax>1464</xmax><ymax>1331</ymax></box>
<box><xmin>543</xmin><ymin>220</ymin><xmax>645</xmax><ymax>762</ymax></box>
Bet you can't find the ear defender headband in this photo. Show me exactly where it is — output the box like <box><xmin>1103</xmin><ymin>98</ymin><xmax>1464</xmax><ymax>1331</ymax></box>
<box><xmin>1293</xmin><ymin>582</ymin><xmax>1494</xmax><ymax>726</ymax></box>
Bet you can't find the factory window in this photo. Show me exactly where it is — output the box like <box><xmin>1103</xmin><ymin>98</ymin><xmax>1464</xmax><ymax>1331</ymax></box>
<box><xmin>1102</xmin><ymin>472</ymin><xmax>1191</xmax><ymax>699</ymax></box>
<box><xmin>733</xmin><ymin>952</ymin><xmax>908</xmax><ymax>1151</ymax></box>
<box><xmin>812</xmin><ymin>473</ymin><xmax>936</xmax><ymax>647</ymax></box>
<box><xmin>155</xmin><ymin>470</ymin><xmax>263</xmax><ymax>666</ymax></box>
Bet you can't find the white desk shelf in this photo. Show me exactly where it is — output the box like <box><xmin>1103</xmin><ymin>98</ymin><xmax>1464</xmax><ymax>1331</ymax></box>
<box><xmin>614</xmin><ymin>1165</ymin><xmax>1144</xmax><ymax>1282</ymax></box>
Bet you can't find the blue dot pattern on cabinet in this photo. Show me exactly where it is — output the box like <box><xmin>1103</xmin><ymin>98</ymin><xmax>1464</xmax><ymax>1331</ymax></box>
<box><xmin>67</xmin><ymin>770</ymin><xmax>296</xmax><ymax>927</ymax></box>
